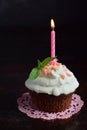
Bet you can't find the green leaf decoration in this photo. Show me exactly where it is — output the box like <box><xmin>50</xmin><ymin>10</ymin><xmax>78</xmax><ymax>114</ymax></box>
<box><xmin>29</xmin><ymin>57</ymin><xmax>56</xmax><ymax>80</ymax></box>
<box><xmin>37</xmin><ymin>59</ymin><xmax>41</xmax><ymax>67</ymax></box>
<box><xmin>38</xmin><ymin>57</ymin><xmax>56</xmax><ymax>69</ymax></box>
<box><xmin>29</xmin><ymin>68</ymin><xmax>41</xmax><ymax>80</ymax></box>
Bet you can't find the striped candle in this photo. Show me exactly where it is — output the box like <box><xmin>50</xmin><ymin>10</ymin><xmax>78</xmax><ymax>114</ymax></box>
<box><xmin>51</xmin><ymin>19</ymin><xmax>55</xmax><ymax>57</ymax></box>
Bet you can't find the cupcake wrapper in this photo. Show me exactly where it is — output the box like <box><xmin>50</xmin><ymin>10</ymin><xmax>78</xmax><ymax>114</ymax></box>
<box><xmin>29</xmin><ymin>91</ymin><xmax>72</xmax><ymax>112</ymax></box>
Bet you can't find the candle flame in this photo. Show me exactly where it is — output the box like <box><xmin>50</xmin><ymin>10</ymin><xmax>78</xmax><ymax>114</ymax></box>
<box><xmin>51</xmin><ymin>19</ymin><xmax>55</xmax><ymax>29</ymax></box>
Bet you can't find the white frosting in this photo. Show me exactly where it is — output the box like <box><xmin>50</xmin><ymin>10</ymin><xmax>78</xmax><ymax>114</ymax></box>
<box><xmin>25</xmin><ymin>63</ymin><xmax>79</xmax><ymax>96</ymax></box>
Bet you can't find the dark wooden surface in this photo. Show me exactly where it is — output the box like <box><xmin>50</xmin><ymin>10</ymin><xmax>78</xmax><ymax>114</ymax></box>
<box><xmin>0</xmin><ymin>26</ymin><xmax>87</xmax><ymax>130</ymax></box>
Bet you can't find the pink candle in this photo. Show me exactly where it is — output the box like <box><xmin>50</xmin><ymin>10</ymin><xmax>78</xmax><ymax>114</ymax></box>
<box><xmin>51</xmin><ymin>19</ymin><xmax>55</xmax><ymax>57</ymax></box>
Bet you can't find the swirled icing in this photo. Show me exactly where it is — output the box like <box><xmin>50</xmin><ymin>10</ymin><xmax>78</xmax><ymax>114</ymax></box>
<box><xmin>25</xmin><ymin>62</ymin><xmax>79</xmax><ymax>96</ymax></box>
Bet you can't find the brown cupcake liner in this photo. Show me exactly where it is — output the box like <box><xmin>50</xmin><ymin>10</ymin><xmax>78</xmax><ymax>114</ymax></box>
<box><xmin>29</xmin><ymin>90</ymin><xmax>72</xmax><ymax>113</ymax></box>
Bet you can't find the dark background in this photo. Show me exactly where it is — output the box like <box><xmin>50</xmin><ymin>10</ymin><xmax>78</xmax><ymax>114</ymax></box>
<box><xmin>0</xmin><ymin>0</ymin><xmax>87</xmax><ymax>130</ymax></box>
<box><xmin>0</xmin><ymin>0</ymin><xmax>87</xmax><ymax>64</ymax></box>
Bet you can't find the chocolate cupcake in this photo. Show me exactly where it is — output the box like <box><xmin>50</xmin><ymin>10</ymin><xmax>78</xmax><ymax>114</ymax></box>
<box><xmin>25</xmin><ymin>57</ymin><xmax>79</xmax><ymax>113</ymax></box>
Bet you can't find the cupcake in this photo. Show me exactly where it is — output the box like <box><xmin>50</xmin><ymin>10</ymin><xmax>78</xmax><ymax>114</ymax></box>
<box><xmin>25</xmin><ymin>57</ymin><xmax>79</xmax><ymax>113</ymax></box>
